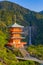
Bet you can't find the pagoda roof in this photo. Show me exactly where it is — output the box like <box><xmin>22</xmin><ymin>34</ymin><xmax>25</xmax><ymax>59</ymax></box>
<box><xmin>11</xmin><ymin>32</ymin><xmax>24</xmax><ymax>34</ymax></box>
<box><xmin>10</xmin><ymin>23</ymin><xmax>24</xmax><ymax>28</ymax></box>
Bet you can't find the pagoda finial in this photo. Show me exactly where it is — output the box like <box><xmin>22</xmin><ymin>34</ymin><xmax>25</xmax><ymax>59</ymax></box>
<box><xmin>14</xmin><ymin>15</ymin><xmax>16</xmax><ymax>24</ymax></box>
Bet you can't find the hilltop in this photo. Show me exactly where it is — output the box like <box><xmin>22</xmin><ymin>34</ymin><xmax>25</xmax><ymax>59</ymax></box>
<box><xmin>39</xmin><ymin>11</ymin><xmax>43</xmax><ymax>14</ymax></box>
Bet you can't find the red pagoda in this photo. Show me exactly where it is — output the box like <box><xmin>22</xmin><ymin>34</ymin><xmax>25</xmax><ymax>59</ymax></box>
<box><xmin>7</xmin><ymin>23</ymin><xmax>27</xmax><ymax>48</ymax></box>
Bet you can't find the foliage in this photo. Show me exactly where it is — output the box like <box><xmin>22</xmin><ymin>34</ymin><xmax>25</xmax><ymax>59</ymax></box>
<box><xmin>26</xmin><ymin>45</ymin><xmax>43</xmax><ymax>60</ymax></box>
<box><xmin>0</xmin><ymin>47</ymin><xmax>17</xmax><ymax>65</ymax></box>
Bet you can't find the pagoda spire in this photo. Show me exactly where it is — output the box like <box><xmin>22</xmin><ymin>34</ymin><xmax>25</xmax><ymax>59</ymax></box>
<box><xmin>14</xmin><ymin>15</ymin><xmax>16</xmax><ymax>23</ymax></box>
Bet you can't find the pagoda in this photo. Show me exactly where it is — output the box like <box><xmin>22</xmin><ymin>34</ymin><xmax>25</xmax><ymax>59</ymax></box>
<box><xmin>7</xmin><ymin>23</ymin><xmax>27</xmax><ymax>48</ymax></box>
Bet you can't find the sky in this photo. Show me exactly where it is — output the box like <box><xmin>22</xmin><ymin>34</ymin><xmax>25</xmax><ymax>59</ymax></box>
<box><xmin>0</xmin><ymin>0</ymin><xmax>43</xmax><ymax>12</ymax></box>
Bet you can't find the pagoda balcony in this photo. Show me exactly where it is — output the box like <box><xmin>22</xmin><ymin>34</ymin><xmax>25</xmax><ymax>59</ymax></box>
<box><xmin>10</xmin><ymin>37</ymin><xmax>25</xmax><ymax>39</ymax></box>
<box><xmin>11</xmin><ymin>32</ymin><xmax>24</xmax><ymax>34</ymax></box>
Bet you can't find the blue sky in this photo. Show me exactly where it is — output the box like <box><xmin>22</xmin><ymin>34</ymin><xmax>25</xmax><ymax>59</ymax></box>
<box><xmin>0</xmin><ymin>0</ymin><xmax>43</xmax><ymax>12</ymax></box>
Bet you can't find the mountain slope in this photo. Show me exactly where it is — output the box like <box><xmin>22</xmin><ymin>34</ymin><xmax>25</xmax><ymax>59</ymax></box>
<box><xmin>0</xmin><ymin>1</ymin><xmax>43</xmax><ymax>45</ymax></box>
<box><xmin>39</xmin><ymin>11</ymin><xmax>43</xmax><ymax>14</ymax></box>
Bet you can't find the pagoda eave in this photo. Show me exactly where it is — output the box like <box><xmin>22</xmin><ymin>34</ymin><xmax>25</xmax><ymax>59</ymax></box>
<box><xmin>11</xmin><ymin>32</ymin><xmax>24</xmax><ymax>34</ymax></box>
<box><xmin>11</xmin><ymin>37</ymin><xmax>25</xmax><ymax>39</ymax></box>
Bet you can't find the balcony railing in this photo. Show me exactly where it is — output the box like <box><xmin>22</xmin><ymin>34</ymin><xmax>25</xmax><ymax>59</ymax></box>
<box><xmin>11</xmin><ymin>37</ymin><xmax>25</xmax><ymax>39</ymax></box>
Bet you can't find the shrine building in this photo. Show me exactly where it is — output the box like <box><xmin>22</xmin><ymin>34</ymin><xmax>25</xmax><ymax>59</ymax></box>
<box><xmin>7</xmin><ymin>23</ymin><xmax>27</xmax><ymax>48</ymax></box>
